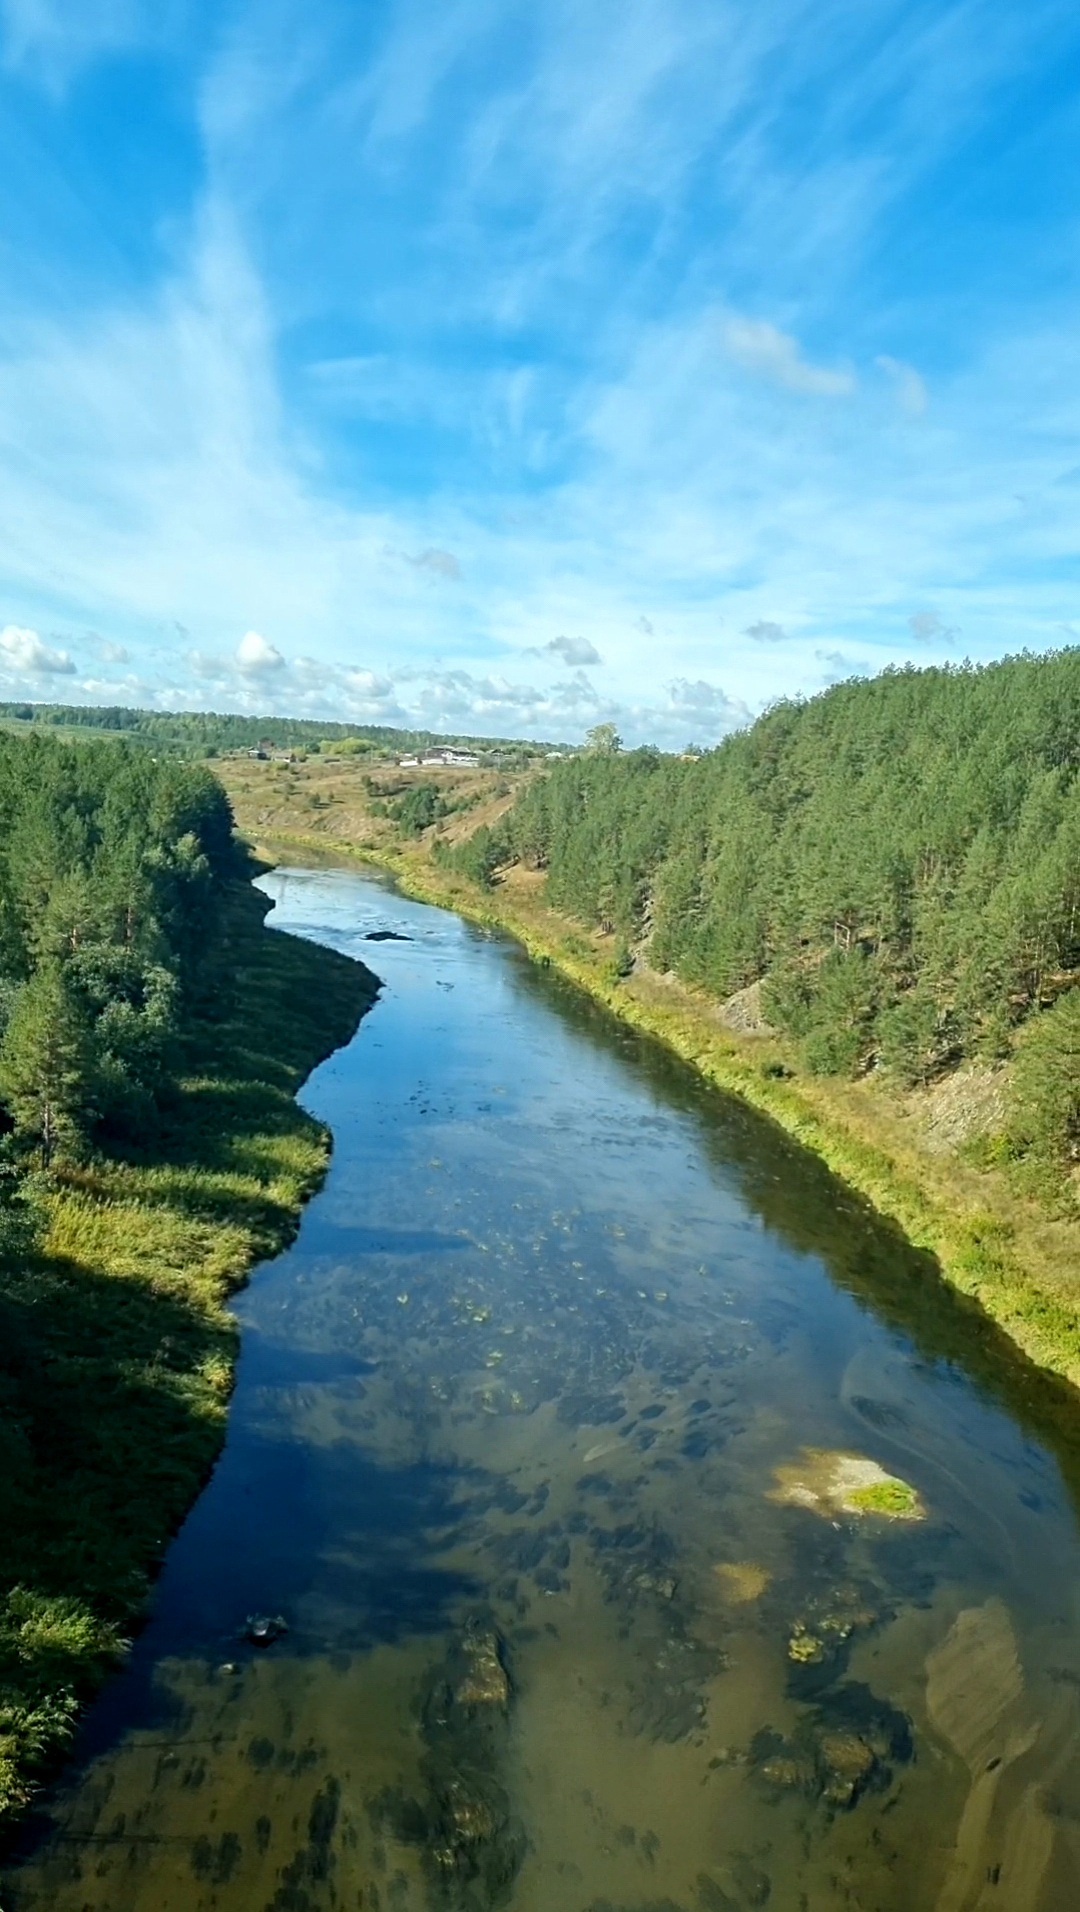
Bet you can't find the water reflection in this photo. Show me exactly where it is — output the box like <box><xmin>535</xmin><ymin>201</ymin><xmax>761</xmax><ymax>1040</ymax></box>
<box><xmin>6</xmin><ymin>863</ymin><xmax>1080</xmax><ymax>1911</ymax></box>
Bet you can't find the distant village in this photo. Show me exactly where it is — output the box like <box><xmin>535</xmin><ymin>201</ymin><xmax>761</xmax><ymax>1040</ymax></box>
<box><xmin>396</xmin><ymin>748</ymin><xmax>481</xmax><ymax>769</ymax></box>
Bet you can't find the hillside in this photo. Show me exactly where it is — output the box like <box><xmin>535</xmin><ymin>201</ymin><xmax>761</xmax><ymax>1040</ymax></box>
<box><xmin>495</xmin><ymin>653</ymin><xmax>1080</xmax><ymax>1171</ymax></box>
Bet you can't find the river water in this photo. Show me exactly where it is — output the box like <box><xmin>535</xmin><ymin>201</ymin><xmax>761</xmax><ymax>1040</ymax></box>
<box><xmin>8</xmin><ymin>862</ymin><xmax>1080</xmax><ymax>1912</ymax></box>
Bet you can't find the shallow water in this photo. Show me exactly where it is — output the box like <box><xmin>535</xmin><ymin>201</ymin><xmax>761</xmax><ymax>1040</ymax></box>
<box><xmin>8</xmin><ymin>863</ymin><xmax>1080</xmax><ymax>1912</ymax></box>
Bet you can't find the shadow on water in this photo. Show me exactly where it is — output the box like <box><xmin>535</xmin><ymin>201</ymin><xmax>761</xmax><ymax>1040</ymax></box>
<box><xmin>7</xmin><ymin>1421</ymin><xmax>486</xmax><ymax>1868</ymax></box>
<box><xmin>510</xmin><ymin>949</ymin><xmax>1080</xmax><ymax>1511</ymax></box>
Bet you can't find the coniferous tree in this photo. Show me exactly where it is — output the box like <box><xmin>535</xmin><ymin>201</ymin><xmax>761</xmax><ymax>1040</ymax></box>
<box><xmin>0</xmin><ymin>964</ymin><xmax>93</xmax><ymax>1164</ymax></box>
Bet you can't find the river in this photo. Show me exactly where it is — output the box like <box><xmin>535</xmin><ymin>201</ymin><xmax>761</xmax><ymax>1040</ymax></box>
<box><xmin>7</xmin><ymin>861</ymin><xmax>1080</xmax><ymax>1911</ymax></box>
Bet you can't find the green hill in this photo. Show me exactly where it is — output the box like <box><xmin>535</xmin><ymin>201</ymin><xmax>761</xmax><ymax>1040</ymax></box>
<box><xmin>493</xmin><ymin>650</ymin><xmax>1080</xmax><ymax>1178</ymax></box>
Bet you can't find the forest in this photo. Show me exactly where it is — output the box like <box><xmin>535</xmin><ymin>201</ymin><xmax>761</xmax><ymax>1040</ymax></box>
<box><xmin>482</xmin><ymin>651</ymin><xmax>1080</xmax><ymax>1172</ymax></box>
<box><xmin>0</xmin><ymin>731</ymin><xmax>237</xmax><ymax>1161</ymax></box>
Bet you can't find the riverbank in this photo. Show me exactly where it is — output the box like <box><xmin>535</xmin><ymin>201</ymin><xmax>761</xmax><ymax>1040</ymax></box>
<box><xmin>0</xmin><ymin>876</ymin><xmax>378</xmax><ymax>1834</ymax></box>
<box><xmin>231</xmin><ymin>792</ymin><xmax>1080</xmax><ymax>1397</ymax></box>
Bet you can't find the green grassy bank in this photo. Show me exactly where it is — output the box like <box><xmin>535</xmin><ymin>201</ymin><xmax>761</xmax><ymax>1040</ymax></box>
<box><xmin>248</xmin><ymin>824</ymin><xmax>1080</xmax><ymax>1396</ymax></box>
<box><xmin>0</xmin><ymin>877</ymin><xmax>378</xmax><ymax>1832</ymax></box>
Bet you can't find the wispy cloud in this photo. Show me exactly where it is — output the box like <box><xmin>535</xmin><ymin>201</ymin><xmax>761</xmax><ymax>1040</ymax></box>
<box><xmin>908</xmin><ymin>610</ymin><xmax>957</xmax><ymax>644</ymax></box>
<box><xmin>723</xmin><ymin>318</ymin><xmax>855</xmax><ymax>399</ymax></box>
<box><xmin>0</xmin><ymin>0</ymin><xmax>178</xmax><ymax>89</ymax></box>
<box><xmin>405</xmin><ymin>547</ymin><xmax>462</xmax><ymax>581</ymax></box>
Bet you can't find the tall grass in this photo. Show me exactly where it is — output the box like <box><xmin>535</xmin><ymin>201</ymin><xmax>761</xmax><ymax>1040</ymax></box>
<box><xmin>0</xmin><ymin>880</ymin><xmax>377</xmax><ymax>1831</ymax></box>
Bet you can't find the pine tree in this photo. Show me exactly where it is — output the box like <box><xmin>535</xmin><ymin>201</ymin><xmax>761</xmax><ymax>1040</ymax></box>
<box><xmin>0</xmin><ymin>964</ymin><xmax>94</xmax><ymax>1165</ymax></box>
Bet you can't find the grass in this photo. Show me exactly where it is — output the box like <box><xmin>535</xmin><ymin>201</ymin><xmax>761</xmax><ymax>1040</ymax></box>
<box><xmin>0</xmin><ymin>877</ymin><xmax>377</xmax><ymax>1834</ymax></box>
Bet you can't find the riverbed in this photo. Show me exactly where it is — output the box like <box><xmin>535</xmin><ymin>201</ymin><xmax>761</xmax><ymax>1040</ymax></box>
<box><xmin>7</xmin><ymin>862</ymin><xmax>1080</xmax><ymax>1910</ymax></box>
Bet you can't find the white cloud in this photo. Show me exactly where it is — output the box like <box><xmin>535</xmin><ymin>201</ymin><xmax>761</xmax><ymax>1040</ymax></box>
<box><xmin>236</xmin><ymin>629</ymin><xmax>286</xmax><ymax>674</ymax></box>
<box><xmin>0</xmin><ymin>623</ymin><xmax>76</xmax><ymax>673</ymax></box>
<box><xmin>877</xmin><ymin>354</ymin><xmax>929</xmax><ymax>416</ymax></box>
<box><xmin>723</xmin><ymin>318</ymin><xmax>856</xmax><ymax>398</ymax></box>
<box><xmin>545</xmin><ymin>634</ymin><xmax>603</xmax><ymax>665</ymax></box>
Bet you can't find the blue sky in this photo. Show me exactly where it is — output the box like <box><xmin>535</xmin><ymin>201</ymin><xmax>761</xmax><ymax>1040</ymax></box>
<box><xmin>2</xmin><ymin>0</ymin><xmax>1080</xmax><ymax>743</ymax></box>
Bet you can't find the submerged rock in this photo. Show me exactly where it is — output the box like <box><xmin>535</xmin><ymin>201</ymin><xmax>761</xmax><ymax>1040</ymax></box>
<box><xmin>455</xmin><ymin>1624</ymin><xmax>511</xmax><ymax>1709</ymax></box>
<box><xmin>817</xmin><ymin>1731</ymin><xmax>877</xmax><ymax>1807</ymax></box>
<box><xmin>365</xmin><ymin>929</ymin><xmax>412</xmax><ymax>941</ymax></box>
<box><xmin>372</xmin><ymin>1618</ymin><xmax>524</xmax><ymax>1909</ymax></box>
<box><xmin>244</xmin><ymin>1613</ymin><xmax>288</xmax><ymax>1647</ymax></box>
<box><xmin>787</xmin><ymin>1628</ymin><xmax>826</xmax><ymax>1665</ymax></box>
<box><xmin>769</xmin><ymin>1448</ymin><xmax>925</xmax><ymax>1521</ymax></box>
<box><xmin>752</xmin><ymin>1681</ymin><xmax>912</xmax><ymax>1813</ymax></box>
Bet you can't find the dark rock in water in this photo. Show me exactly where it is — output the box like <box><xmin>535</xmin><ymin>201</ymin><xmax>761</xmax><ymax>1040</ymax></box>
<box><xmin>365</xmin><ymin>929</ymin><xmax>412</xmax><ymax>941</ymax></box>
<box><xmin>244</xmin><ymin>1613</ymin><xmax>288</xmax><ymax>1647</ymax></box>
<box><xmin>751</xmin><ymin>1680</ymin><xmax>911</xmax><ymax>1812</ymax></box>
<box><xmin>371</xmin><ymin>1617</ymin><xmax>524</xmax><ymax>1909</ymax></box>
<box><xmin>453</xmin><ymin>1623</ymin><xmax>511</xmax><ymax>1709</ymax></box>
<box><xmin>817</xmin><ymin>1731</ymin><xmax>877</xmax><ymax>1808</ymax></box>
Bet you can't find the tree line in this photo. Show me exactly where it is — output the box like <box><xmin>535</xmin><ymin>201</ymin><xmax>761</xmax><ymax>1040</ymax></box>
<box><xmin>467</xmin><ymin>651</ymin><xmax>1080</xmax><ymax>1171</ymax></box>
<box><xmin>0</xmin><ymin>701</ymin><xmax>551</xmax><ymax>764</ymax></box>
<box><xmin>0</xmin><ymin>732</ymin><xmax>238</xmax><ymax>1171</ymax></box>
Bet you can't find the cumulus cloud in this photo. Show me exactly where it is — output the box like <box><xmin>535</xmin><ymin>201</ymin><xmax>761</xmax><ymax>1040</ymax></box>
<box><xmin>545</xmin><ymin>634</ymin><xmax>603</xmax><ymax>665</ymax></box>
<box><xmin>745</xmin><ymin>619</ymin><xmax>788</xmax><ymax>643</ymax></box>
<box><xmin>908</xmin><ymin>610</ymin><xmax>957</xmax><ymax>644</ymax></box>
<box><xmin>236</xmin><ymin>629</ymin><xmax>286</xmax><ymax>674</ymax></box>
<box><xmin>724</xmin><ymin>319</ymin><xmax>856</xmax><ymax>398</ymax></box>
<box><xmin>876</xmin><ymin>355</ymin><xmax>929</xmax><ymax>417</ymax></box>
<box><xmin>0</xmin><ymin>623</ymin><xmax>76</xmax><ymax>674</ymax></box>
<box><xmin>405</xmin><ymin>547</ymin><xmax>461</xmax><ymax>581</ymax></box>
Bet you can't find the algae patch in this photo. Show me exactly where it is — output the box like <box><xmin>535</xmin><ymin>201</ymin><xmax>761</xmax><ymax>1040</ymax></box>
<box><xmin>769</xmin><ymin>1449</ymin><xmax>925</xmax><ymax>1522</ymax></box>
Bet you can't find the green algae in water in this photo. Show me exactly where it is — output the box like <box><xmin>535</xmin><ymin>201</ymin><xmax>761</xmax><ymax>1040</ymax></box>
<box><xmin>845</xmin><ymin>1478</ymin><xmax>923</xmax><ymax>1520</ymax></box>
